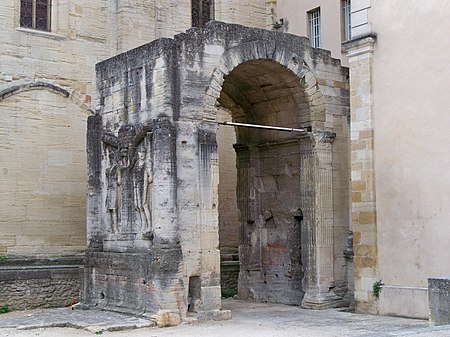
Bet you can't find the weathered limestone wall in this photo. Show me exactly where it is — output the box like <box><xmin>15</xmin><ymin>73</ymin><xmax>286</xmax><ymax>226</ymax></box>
<box><xmin>215</xmin><ymin>0</ymin><xmax>268</xmax><ymax>29</ymax></box>
<box><xmin>0</xmin><ymin>90</ymin><xmax>88</xmax><ymax>256</ymax></box>
<box><xmin>371</xmin><ymin>0</ymin><xmax>450</xmax><ymax>319</ymax></box>
<box><xmin>0</xmin><ymin>1</ymin><xmax>112</xmax><ymax>94</ymax></box>
<box><xmin>0</xmin><ymin>257</ymin><xmax>82</xmax><ymax>310</ymax></box>
<box><xmin>115</xmin><ymin>0</ymin><xmax>271</xmax><ymax>52</ymax></box>
<box><xmin>0</xmin><ymin>0</ymin><xmax>112</xmax><ymax>261</ymax></box>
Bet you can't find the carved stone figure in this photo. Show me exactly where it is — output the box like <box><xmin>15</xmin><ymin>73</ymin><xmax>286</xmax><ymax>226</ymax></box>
<box><xmin>102</xmin><ymin>123</ymin><xmax>153</xmax><ymax>235</ymax></box>
<box><xmin>132</xmin><ymin>143</ymin><xmax>153</xmax><ymax>235</ymax></box>
<box><xmin>105</xmin><ymin>150</ymin><xmax>121</xmax><ymax>233</ymax></box>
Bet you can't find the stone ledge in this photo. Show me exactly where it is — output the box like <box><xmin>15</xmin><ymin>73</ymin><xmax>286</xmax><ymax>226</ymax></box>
<box><xmin>0</xmin><ymin>256</ymin><xmax>83</xmax><ymax>310</ymax></box>
<box><xmin>378</xmin><ymin>285</ymin><xmax>428</xmax><ymax>319</ymax></box>
<box><xmin>15</xmin><ymin>27</ymin><xmax>68</xmax><ymax>41</ymax></box>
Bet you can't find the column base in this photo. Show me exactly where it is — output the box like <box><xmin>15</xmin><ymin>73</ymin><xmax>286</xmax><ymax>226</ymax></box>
<box><xmin>301</xmin><ymin>290</ymin><xmax>349</xmax><ymax>309</ymax></box>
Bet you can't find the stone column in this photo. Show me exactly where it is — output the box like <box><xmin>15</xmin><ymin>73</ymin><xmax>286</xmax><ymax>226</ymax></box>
<box><xmin>152</xmin><ymin>115</ymin><xmax>178</xmax><ymax>245</ymax></box>
<box><xmin>343</xmin><ymin>35</ymin><xmax>378</xmax><ymax>314</ymax></box>
<box><xmin>86</xmin><ymin>114</ymin><xmax>103</xmax><ymax>250</ymax></box>
<box><xmin>300</xmin><ymin>132</ymin><xmax>345</xmax><ymax>309</ymax></box>
<box><xmin>197</xmin><ymin>127</ymin><xmax>222</xmax><ymax>312</ymax></box>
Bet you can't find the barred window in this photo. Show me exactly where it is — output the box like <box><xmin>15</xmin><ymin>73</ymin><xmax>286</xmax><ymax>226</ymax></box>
<box><xmin>308</xmin><ymin>8</ymin><xmax>322</xmax><ymax>48</ymax></box>
<box><xmin>343</xmin><ymin>0</ymin><xmax>351</xmax><ymax>40</ymax></box>
<box><xmin>192</xmin><ymin>0</ymin><xmax>214</xmax><ymax>28</ymax></box>
<box><xmin>20</xmin><ymin>0</ymin><xmax>51</xmax><ymax>31</ymax></box>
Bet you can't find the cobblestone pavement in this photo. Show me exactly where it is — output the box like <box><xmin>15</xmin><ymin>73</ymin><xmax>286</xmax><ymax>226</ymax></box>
<box><xmin>1</xmin><ymin>299</ymin><xmax>449</xmax><ymax>337</ymax></box>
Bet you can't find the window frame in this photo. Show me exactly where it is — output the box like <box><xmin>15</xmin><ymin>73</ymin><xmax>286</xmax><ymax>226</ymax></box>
<box><xmin>191</xmin><ymin>0</ymin><xmax>214</xmax><ymax>28</ymax></box>
<box><xmin>20</xmin><ymin>0</ymin><xmax>52</xmax><ymax>32</ymax></box>
<box><xmin>343</xmin><ymin>0</ymin><xmax>352</xmax><ymax>41</ymax></box>
<box><xmin>308</xmin><ymin>7</ymin><xmax>322</xmax><ymax>48</ymax></box>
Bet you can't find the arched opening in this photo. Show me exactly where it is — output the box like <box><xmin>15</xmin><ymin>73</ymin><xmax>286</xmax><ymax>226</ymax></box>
<box><xmin>0</xmin><ymin>87</ymin><xmax>88</xmax><ymax>309</ymax></box>
<box><xmin>0</xmin><ymin>88</ymin><xmax>88</xmax><ymax>257</ymax></box>
<box><xmin>217</xmin><ymin>60</ymin><xmax>310</xmax><ymax>305</ymax></box>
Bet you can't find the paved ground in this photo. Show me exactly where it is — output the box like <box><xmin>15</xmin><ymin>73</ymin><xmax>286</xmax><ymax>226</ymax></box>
<box><xmin>1</xmin><ymin>299</ymin><xmax>449</xmax><ymax>337</ymax></box>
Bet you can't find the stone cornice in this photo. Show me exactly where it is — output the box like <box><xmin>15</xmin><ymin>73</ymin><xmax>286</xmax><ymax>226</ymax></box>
<box><xmin>342</xmin><ymin>34</ymin><xmax>377</xmax><ymax>58</ymax></box>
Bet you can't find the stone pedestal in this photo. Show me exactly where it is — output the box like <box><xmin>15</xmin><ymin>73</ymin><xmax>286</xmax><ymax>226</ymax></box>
<box><xmin>429</xmin><ymin>278</ymin><xmax>450</xmax><ymax>326</ymax></box>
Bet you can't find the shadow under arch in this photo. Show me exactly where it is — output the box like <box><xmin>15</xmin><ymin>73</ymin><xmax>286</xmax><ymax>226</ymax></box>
<box><xmin>215</xmin><ymin>58</ymin><xmax>309</xmax><ymax>305</ymax></box>
<box><xmin>202</xmin><ymin>39</ymin><xmax>327</xmax><ymax>133</ymax></box>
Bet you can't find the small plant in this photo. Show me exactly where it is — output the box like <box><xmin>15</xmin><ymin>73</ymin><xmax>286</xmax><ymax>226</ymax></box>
<box><xmin>0</xmin><ymin>304</ymin><xmax>11</xmax><ymax>314</ymax></box>
<box><xmin>372</xmin><ymin>280</ymin><xmax>385</xmax><ymax>299</ymax></box>
<box><xmin>0</xmin><ymin>256</ymin><xmax>6</xmax><ymax>262</ymax></box>
<box><xmin>94</xmin><ymin>331</ymin><xmax>103</xmax><ymax>335</ymax></box>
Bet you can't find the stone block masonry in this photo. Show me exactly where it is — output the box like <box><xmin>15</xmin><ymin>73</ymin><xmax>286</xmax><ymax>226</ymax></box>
<box><xmin>84</xmin><ymin>21</ymin><xmax>350</xmax><ymax>323</ymax></box>
<box><xmin>0</xmin><ymin>257</ymin><xmax>82</xmax><ymax>310</ymax></box>
<box><xmin>344</xmin><ymin>34</ymin><xmax>378</xmax><ymax>314</ymax></box>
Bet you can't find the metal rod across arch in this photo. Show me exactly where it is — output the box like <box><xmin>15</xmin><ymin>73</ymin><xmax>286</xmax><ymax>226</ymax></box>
<box><xmin>217</xmin><ymin>121</ymin><xmax>310</xmax><ymax>134</ymax></box>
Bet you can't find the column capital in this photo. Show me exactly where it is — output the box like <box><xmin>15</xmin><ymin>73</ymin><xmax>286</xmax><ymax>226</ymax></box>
<box><xmin>312</xmin><ymin>131</ymin><xmax>336</xmax><ymax>144</ymax></box>
<box><xmin>311</xmin><ymin>131</ymin><xmax>336</xmax><ymax>150</ymax></box>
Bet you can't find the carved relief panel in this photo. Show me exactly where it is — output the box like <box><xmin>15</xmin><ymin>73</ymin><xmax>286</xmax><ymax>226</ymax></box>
<box><xmin>102</xmin><ymin>123</ymin><xmax>154</xmax><ymax>237</ymax></box>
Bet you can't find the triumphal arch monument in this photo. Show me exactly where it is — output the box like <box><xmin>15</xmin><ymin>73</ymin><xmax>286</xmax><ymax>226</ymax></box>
<box><xmin>83</xmin><ymin>22</ymin><xmax>350</xmax><ymax>323</ymax></box>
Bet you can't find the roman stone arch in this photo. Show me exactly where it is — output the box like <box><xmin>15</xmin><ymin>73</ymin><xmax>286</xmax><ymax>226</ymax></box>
<box><xmin>0</xmin><ymin>80</ymin><xmax>93</xmax><ymax>115</ymax></box>
<box><xmin>202</xmin><ymin>46</ymin><xmax>326</xmax><ymax>130</ymax></box>
<box><xmin>200</xmin><ymin>47</ymin><xmax>335</xmax><ymax>306</ymax></box>
<box><xmin>84</xmin><ymin>21</ymin><xmax>350</xmax><ymax>322</ymax></box>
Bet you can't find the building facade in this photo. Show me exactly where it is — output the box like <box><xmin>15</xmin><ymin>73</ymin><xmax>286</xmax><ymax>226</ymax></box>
<box><xmin>344</xmin><ymin>0</ymin><xmax>450</xmax><ymax>318</ymax></box>
<box><xmin>1</xmin><ymin>0</ymin><xmax>448</xmax><ymax>320</ymax></box>
<box><xmin>0</xmin><ymin>0</ymin><xmax>274</xmax><ymax>310</ymax></box>
<box><xmin>279</xmin><ymin>0</ymin><xmax>450</xmax><ymax>318</ymax></box>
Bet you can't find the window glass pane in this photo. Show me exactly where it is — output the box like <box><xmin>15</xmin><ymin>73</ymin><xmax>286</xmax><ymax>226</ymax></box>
<box><xmin>309</xmin><ymin>9</ymin><xmax>321</xmax><ymax>48</ymax></box>
<box><xmin>20</xmin><ymin>0</ymin><xmax>33</xmax><ymax>28</ymax></box>
<box><xmin>201</xmin><ymin>0</ymin><xmax>212</xmax><ymax>27</ymax></box>
<box><xmin>192</xmin><ymin>0</ymin><xmax>200</xmax><ymax>27</ymax></box>
<box><xmin>35</xmin><ymin>0</ymin><xmax>50</xmax><ymax>31</ymax></box>
<box><xmin>343</xmin><ymin>0</ymin><xmax>351</xmax><ymax>40</ymax></box>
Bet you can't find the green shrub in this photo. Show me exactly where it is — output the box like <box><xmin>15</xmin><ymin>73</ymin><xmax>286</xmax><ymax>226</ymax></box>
<box><xmin>0</xmin><ymin>304</ymin><xmax>10</xmax><ymax>314</ymax></box>
<box><xmin>372</xmin><ymin>280</ymin><xmax>384</xmax><ymax>299</ymax></box>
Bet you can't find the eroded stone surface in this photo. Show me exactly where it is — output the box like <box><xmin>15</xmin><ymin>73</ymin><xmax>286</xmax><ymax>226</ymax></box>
<box><xmin>429</xmin><ymin>278</ymin><xmax>450</xmax><ymax>326</ymax></box>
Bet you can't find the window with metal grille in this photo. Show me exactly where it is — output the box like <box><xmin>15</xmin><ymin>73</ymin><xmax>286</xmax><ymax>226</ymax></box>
<box><xmin>20</xmin><ymin>0</ymin><xmax>51</xmax><ymax>31</ymax></box>
<box><xmin>192</xmin><ymin>0</ymin><xmax>214</xmax><ymax>28</ymax></box>
<box><xmin>343</xmin><ymin>0</ymin><xmax>351</xmax><ymax>40</ymax></box>
<box><xmin>308</xmin><ymin>8</ymin><xmax>321</xmax><ymax>48</ymax></box>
